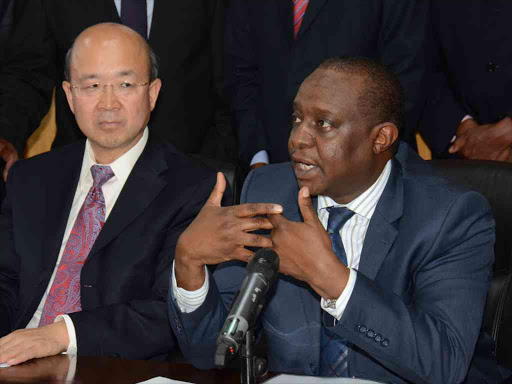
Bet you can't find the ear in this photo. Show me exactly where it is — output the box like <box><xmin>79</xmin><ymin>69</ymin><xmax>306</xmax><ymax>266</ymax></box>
<box><xmin>371</xmin><ymin>122</ymin><xmax>398</xmax><ymax>155</ymax></box>
<box><xmin>62</xmin><ymin>81</ymin><xmax>75</xmax><ymax>114</ymax></box>
<box><xmin>148</xmin><ymin>78</ymin><xmax>162</xmax><ymax>111</ymax></box>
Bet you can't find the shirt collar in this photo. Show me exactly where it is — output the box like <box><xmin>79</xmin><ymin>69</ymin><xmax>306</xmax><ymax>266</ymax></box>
<box><xmin>78</xmin><ymin>127</ymin><xmax>149</xmax><ymax>191</ymax></box>
<box><xmin>317</xmin><ymin>159</ymin><xmax>392</xmax><ymax>221</ymax></box>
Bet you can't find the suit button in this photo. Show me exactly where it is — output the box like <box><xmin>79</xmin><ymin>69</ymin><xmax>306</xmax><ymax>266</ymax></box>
<box><xmin>374</xmin><ymin>334</ymin><xmax>383</xmax><ymax>342</ymax></box>
<box><xmin>366</xmin><ymin>330</ymin><xmax>375</xmax><ymax>338</ymax></box>
<box><xmin>381</xmin><ymin>339</ymin><xmax>390</xmax><ymax>347</ymax></box>
<box><xmin>486</xmin><ymin>62</ymin><xmax>498</xmax><ymax>72</ymax></box>
<box><xmin>358</xmin><ymin>325</ymin><xmax>368</xmax><ymax>333</ymax></box>
<box><xmin>310</xmin><ymin>363</ymin><xmax>317</xmax><ymax>374</ymax></box>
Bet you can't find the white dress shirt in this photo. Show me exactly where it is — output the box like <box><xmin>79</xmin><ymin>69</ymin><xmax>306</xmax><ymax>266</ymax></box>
<box><xmin>26</xmin><ymin>128</ymin><xmax>149</xmax><ymax>354</ymax></box>
<box><xmin>113</xmin><ymin>0</ymin><xmax>155</xmax><ymax>38</ymax></box>
<box><xmin>172</xmin><ymin>160</ymin><xmax>392</xmax><ymax>321</ymax></box>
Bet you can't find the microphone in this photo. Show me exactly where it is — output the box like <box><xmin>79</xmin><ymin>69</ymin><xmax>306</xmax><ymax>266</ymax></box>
<box><xmin>215</xmin><ymin>249</ymin><xmax>279</xmax><ymax>368</ymax></box>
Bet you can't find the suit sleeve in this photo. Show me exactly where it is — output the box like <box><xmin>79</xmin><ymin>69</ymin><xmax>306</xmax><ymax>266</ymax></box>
<box><xmin>68</xmin><ymin>174</ymin><xmax>216</xmax><ymax>359</ymax></box>
<box><xmin>168</xmin><ymin>170</ymin><xmax>257</xmax><ymax>368</ymax></box>
<box><xmin>334</xmin><ymin>191</ymin><xmax>495</xmax><ymax>384</ymax></box>
<box><xmin>0</xmin><ymin>0</ymin><xmax>56</xmax><ymax>155</ymax></box>
<box><xmin>378</xmin><ymin>0</ymin><xmax>432</xmax><ymax>145</ymax></box>
<box><xmin>0</xmin><ymin>162</ymin><xmax>21</xmax><ymax>337</ymax></box>
<box><xmin>418</xmin><ymin>1</ymin><xmax>469</xmax><ymax>157</ymax></box>
<box><xmin>199</xmin><ymin>0</ymin><xmax>237</xmax><ymax>163</ymax></box>
<box><xmin>224</xmin><ymin>2</ymin><xmax>268</xmax><ymax>163</ymax></box>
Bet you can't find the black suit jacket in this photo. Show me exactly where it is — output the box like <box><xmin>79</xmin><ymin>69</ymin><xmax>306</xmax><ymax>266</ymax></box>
<box><xmin>420</xmin><ymin>0</ymin><xmax>512</xmax><ymax>157</ymax></box>
<box><xmin>225</xmin><ymin>0</ymin><xmax>432</xmax><ymax>163</ymax></box>
<box><xmin>0</xmin><ymin>133</ymin><xmax>216</xmax><ymax>359</ymax></box>
<box><xmin>0</xmin><ymin>0</ymin><xmax>235</xmax><ymax>162</ymax></box>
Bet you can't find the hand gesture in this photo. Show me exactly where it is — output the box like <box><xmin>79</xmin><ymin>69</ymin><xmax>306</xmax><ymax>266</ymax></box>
<box><xmin>175</xmin><ymin>172</ymin><xmax>283</xmax><ymax>290</ymax></box>
<box><xmin>268</xmin><ymin>187</ymin><xmax>349</xmax><ymax>300</ymax></box>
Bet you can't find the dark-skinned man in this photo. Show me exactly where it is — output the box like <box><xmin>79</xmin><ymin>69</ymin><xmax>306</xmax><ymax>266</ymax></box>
<box><xmin>169</xmin><ymin>57</ymin><xmax>503</xmax><ymax>383</ymax></box>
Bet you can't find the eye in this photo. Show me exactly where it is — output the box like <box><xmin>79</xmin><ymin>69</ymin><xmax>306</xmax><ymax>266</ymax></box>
<box><xmin>317</xmin><ymin>119</ymin><xmax>334</xmax><ymax>131</ymax></box>
<box><xmin>120</xmin><ymin>81</ymin><xmax>134</xmax><ymax>88</ymax></box>
<box><xmin>85</xmin><ymin>83</ymin><xmax>100</xmax><ymax>90</ymax></box>
<box><xmin>292</xmin><ymin>115</ymin><xmax>302</xmax><ymax>124</ymax></box>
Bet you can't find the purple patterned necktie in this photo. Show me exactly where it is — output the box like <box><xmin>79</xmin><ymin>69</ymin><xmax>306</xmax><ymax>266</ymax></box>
<box><xmin>39</xmin><ymin>165</ymin><xmax>114</xmax><ymax>326</ymax></box>
<box><xmin>293</xmin><ymin>0</ymin><xmax>309</xmax><ymax>38</ymax></box>
<box><xmin>121</xmin><ymin>0</ymin><xmax>148</xmax><ymax>39</ymax></box>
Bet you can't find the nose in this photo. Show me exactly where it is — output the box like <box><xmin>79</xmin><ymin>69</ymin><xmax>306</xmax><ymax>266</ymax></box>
<box><xmin>97</xmin><ymin>85</ymin><xmax>121</xmax><ymax>110</ymax></box>
<box><xmin>289</xmin><ymin>121</ymin><xmax>314</xmax><ymax>151</ymax></box>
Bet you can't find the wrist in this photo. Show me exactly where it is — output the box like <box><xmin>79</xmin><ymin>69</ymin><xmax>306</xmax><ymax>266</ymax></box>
<box><xmin>175</xmin><ymin>239</ymin><xmax>206</xmax><ymax>290</ymax></box>
<box><xmin>310</xmin><ymin>255</ymin><xmax>349</xmax><ymax>300</ymax></box>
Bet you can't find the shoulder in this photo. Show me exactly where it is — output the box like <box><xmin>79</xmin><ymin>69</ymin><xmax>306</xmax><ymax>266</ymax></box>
<box><xmin>241</xmin><ymin>163</ymin><xmax>297</xmax><ymax>204</ymax></box>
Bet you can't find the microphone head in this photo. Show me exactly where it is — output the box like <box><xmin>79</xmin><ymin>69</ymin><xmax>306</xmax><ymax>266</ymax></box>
<box><xmin>247</xmin><ymin>249</ymin><xmax>280</xmax><ymax>286</ymax></box>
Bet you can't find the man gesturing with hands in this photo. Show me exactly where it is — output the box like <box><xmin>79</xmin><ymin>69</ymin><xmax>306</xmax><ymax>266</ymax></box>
<box><xmin>169</xmin><ymin>58</ymin><xmax>497</xmax><ymax>383</ymax></box>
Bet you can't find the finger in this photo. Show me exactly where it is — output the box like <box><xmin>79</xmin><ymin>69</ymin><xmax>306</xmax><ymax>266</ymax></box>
<box><xmin>267</xmin><ymin>212</ymin><xmax>287</xmax><ymax>229</ymax></box>
<box><xmin>240</xmin><ymin>216</ymin><xmax>274</xmax><ymax>232</ymax></box>
<box><xmin>232</xmin><ymin>247</ymin><xmax>254</xmax><ymax>263</ymax></box>
<box><xmin>234</xmin><ymin>203</ymin><xmax>282</xmax><ymax>218</ymax></box>
<box><xmin>238</xmin><ymin>232</ymin><xmax>273</xmax><ymax>249</ymax></box>
<box><xmin>297</xmin><ymin>187</ymin><xmax>319</xmax><ymax>225</ymax></box>
<box><xmin>448</xmin><ymin>136</ymin><xmax>465</xmax><ymax>154</ymax></box>
<box><xmin>206</xmin><ymin>172</ymin><xmax>226</xmax><ymax>207</ymax></box>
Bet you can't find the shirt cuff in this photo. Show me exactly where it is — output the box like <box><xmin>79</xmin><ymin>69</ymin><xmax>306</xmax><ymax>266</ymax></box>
<box><xmin>55</xmin><ymin>315</ymin><xmax>77</xmax><ymax>355</ymax></box>
<box><xmin>172</xmin><ymin>261</ymin><xmax>209</xmax><ymax>313</ymax></box>
<box><xmin>320</xmin><ymin>268</ymin><xmax>357</xmax><ymax>321</ymax></box>
<box><xmin>250</xmin><ymin>150</ymin><xmax>269</xmax><ymax>166</ymax></box>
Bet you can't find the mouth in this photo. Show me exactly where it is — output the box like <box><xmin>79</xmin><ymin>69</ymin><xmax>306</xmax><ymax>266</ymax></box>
<box><xmin>98</xmin><ymin>121</ymin><xmax>122</xmax><ymax>127</ymax></box>
<box><xmin>292</xmin><ymin>157</ymin><xmax>319</xmax><ymax>177</ymax></box>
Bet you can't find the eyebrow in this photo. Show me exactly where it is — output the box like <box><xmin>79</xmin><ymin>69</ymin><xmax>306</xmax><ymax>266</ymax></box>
<box><xmin>77</xmin><ymin>70</ymin><xmax>137</xmax><ymax>82</ymax></box>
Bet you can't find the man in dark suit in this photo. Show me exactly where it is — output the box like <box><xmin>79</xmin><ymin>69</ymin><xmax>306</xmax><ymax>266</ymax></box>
<box><xmin>420</xmin><ymin>0</ymin><xmax>512</xmax><ymax>160</ymax></box>
<box><xmin>169</xmin><ymin>58</ymin><xmax>498</xmax><ymax>382</ymax></box>
<box><xmin>0</xmin><ymin>23</ymin><xmax>220</xmax><ymax>365</ymax></box>
<box><xmin>225</xmin><ymin>0</ymin><xmax>431</xmax><ymax>167</ymax></box>
<box><xmin>0</xmin><ymin>0</ymin><xmax>234</xmax><ymax>182</ymax></box>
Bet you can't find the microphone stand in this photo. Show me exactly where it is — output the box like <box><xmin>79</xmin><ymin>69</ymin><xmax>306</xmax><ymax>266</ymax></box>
<box><xmin>240</xmin><ymin>327</ymin><xmax>267</xmax><ymax>384</ymax></box>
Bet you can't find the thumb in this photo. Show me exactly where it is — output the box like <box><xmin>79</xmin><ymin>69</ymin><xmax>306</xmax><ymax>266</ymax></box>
<box><xmin>206</xmin><ymin>172</ymin><xmax>226</xmax><ymax>207</ymax></box>
<box><xmin>298</xmin><ymin>187</ymin><xmax>318</xmax><ymax>225</ymax></box>
<box><xmin>448</xmin><ymin>136</ymin><xmax>465</xmax><ymax>154</ymax></box>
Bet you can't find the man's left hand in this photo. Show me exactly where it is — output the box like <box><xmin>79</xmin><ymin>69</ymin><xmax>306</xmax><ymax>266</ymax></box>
<box><xmin>0</xmin><ymin>321</ymin><xmax>69</xmax><ymax>366</ymax></box>
<box><xmin>448</xmin><ymin>117</ymin><xmax>512</xmax><ymax>161</ymax></box>
<box><xmin>267</xmin><ymin>187</ymin><xmax>349</xmax><ymax>300</ymax></box>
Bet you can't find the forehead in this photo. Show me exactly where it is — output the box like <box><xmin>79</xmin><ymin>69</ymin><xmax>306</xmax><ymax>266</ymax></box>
<box><xmin>295</xmin><ymin>69</ymin><xmax>364</xmax><ymax>115</ymax></box>
<box><xmin>71</xmin><ymin>32</ymin><xmax>147</xmax><ymax>80</ymax></box>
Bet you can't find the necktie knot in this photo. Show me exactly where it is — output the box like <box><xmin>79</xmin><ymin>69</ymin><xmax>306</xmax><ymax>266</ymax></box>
<box><xmin>326</xmin><ymin>207</ymin><xmax>355</xmax><ymax>234</ymax></box>
<box><xmin>91</xmin><ymin>165</ymin><xmax>115</xmax><ymax>189</ymax></box>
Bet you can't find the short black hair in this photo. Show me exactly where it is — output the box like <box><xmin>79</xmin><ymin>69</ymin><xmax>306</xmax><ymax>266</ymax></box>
<box><xmin>317</xmin><ymin>57</ymin><xmax>403</xmax><ymax>135</ymax></box>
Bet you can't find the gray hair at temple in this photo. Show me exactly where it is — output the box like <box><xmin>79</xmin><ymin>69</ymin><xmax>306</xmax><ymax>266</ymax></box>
<box><xmin>63</xmin><ymin>25</ymin><xmax>159</xmax><ymax>83</ymax></box>
<box><xmin>317</xmin><ymin>56</ymin><xmax>403</xmax><ymax>135</ymax></box>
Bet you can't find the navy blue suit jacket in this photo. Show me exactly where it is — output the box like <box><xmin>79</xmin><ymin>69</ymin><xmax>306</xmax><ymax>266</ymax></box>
<box><xmin>225</xmin><ymin>0</ymin><xmax>431</xmax><ymax>163</ymax></box>
<box><xmin>420</xmin><ymin>0</ymin><xmax>512</xmax><ymax>157</ymax></box>
<box><xmin>169</xmin><ymin>143</ymin><xmax>495</xmax><ymax>383</ymax></box>
<box><xmin>0</xmin><ymin>133</ymin><xmax>216</xmax><ymax>359</ymax></box>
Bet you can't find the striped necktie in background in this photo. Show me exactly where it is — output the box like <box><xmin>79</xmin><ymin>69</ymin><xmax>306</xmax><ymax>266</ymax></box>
<box><xmin>293</xmin><ymin>0</ymin><xmax>309</xmax><ymax>38</ymax></box>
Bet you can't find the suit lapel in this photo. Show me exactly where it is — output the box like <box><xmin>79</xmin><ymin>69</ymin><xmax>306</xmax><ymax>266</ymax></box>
<box><xmin>105</xmin><ymin>0</ymin><xmax>121</xmax><ymax>22</ymax></box>
<box><xmin>42</xmin><ymin>143</ymin><xmax>85</xmax><ymax>274</ymax></box>
<box><xmin>295</xmin><ymin>0</ymin><xmax>328</xmax><ymax>40</ymax></box>
<box><xmin>276</xmin><ymin>0</ymin><xmax>294</xmax><ymax>43</ymax></box>
<box><xmin>87</xmin><ymin>134</ymin><xmax>168</xmax><ymax>259</ymax></box>
<box><xmin>358</xmin><ymin>158</ymin><xmax>403</xmax><ymax>280</ymax></box>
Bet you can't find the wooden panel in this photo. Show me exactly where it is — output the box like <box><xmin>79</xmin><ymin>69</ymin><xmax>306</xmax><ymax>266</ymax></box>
<box><xmin>24</xmin><ymin>90</ymin><xmax>57</xmax><ymax>158</ymax></box>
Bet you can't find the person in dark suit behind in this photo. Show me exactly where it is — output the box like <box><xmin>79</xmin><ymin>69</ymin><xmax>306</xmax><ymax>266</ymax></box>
<box><xmin>168</xmin><ymin>57</ymin><xmax>503</xmax><ymax>383</ymax></box>
<box><xmin>0</xmin><ymin>23</ymin><xmax>241</xmax><ymax>365</ymax></box>
<box><xmin>225</xmin><ymin>0</ymin><xmax>431</xmax><ymax>168</ymax></box>
<box><xmin>420</xmin><ymin>0</ymin><xmax>512</xmax><ymax>160</ymax></box>
<box><xmin>0</xmin><ymin>0</ymin><xmax>235</xmax><ymax>182</ymax></box>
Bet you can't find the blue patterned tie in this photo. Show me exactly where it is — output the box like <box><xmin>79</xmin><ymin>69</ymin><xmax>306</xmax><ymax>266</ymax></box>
<box><xmin>319</xmin><ymin>207</ymin><xmax>354</xmax><ymax>377</ymax></box>
<box><xmin>121</xmin><ymin>0</ymin><xmax>148</xmax><ymax>39</ymax></box>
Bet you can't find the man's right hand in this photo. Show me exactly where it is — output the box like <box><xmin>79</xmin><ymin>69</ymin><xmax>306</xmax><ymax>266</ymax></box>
<box><xmin>174</xmin><ymin>172</ymin><xmax>282</xmax><ymax>291</ymax></box>
<box><xmin>0</xmin><ymin>138</ymin><xmax>19</xmax><ymax>182</ymax></box>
